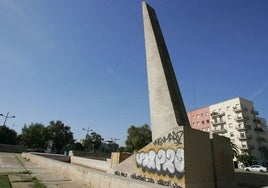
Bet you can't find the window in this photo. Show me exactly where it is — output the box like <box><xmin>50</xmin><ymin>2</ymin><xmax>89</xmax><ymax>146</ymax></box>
<box><xmin>228</xmin><ymin>115</ymin><xmax>231</xmax><ymax>120</ymax></box>
<box><xmin>206</xmin><ymin>120</ymin><xmax>210</xmax><ymax>123</ymax></box>
<box><xmin>229</xmin><ymin>123</ymin><xmax>233</xmax><ymax>128</ymax></box>
<box><xmin>197</xmin><ymin>121</ymin><xmax>200</xmax><ymax>126</ymax></box>
<box><xmin>207</xmin><ymin>128</ymin><xmax>210</xmax><ymax>132</ymax></box>
<box><xmin>206</xmin><ymin>112</ymin><xmax>209</xmax><ymax>116</ymax></box>
<box><xmin>197</xmin><ymin>114</ymin><xmax>200</xmax><ymax>118</ymax></box>
<box><xmin>201</xmin><ymin>113</ymin><xmax>204</xmax><ymax>117</ymax></box>
<box><xmin>193</xmin><ymin>115</ymin><xmax>195</xmax><ymax>119</ymax></box>
<box><xmin>226</xmin><ymin>106</ymin><xmax>230</xmax><ymax>111</ymax></box>
<box><xmin>219</xmin><ymin>108</ymin><xmax>222</xmax><ymax>113</ymax></box>
<box><xmin>202</xmin><ymin>121</ymin><xmax>204</xmax><ymax>124</ymax></box>
<box><xmin>230</xmin><ymin>132</ymin><xmax>234</xmax><ymax>137</ymax></box>
<box><xmin>193</xmin><ymin>122</ymin><xmax>196</xmax><ymax>126</ymax></box>
<box><xmin>238</xmin><ymin>123</ymin><xmax>243</xmax><ymax>129</ymax></box>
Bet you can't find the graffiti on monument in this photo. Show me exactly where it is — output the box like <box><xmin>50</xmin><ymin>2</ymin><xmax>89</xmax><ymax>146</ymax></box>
<box><xmin>114</xmin><ymin>171</ymin><xmax>183</xmax><ymax>188</ymax></box>
<box><xmin>153</xmin><ymin>131</ymin><xmax>183</xmax><ymax>146</ymax></box>
<box><xmin>136</xmin><ymin>148</ymin><xmax>184</xmax><ymax>179</ymax></box>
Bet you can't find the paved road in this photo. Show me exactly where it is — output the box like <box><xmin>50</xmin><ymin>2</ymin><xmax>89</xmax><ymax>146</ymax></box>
<box><xmin>0</xmin><ymin>152</ymin><xmax>88</xmax><ymax>188</ymax></box>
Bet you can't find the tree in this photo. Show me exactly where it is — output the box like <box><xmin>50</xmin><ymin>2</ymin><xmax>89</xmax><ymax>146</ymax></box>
<box><xmin>46</xmin><ymin>120</ymin><xmax>74</xmax><ymax>154</ymax></box>
<box><xmin>236</xmin><ymin>152</ymin><xmax>257</xmax><ymax>166</ymax></box>
<box><xmin>0</xmin><ymin>126</ymin><xmax>17</xmax><ymax>145</ymax></box>
<box><xmin>125</xmin><ymin>124</ymin><xmax>152</xmax><ymax>153</ymax></box>
<box><xmin>71</xmin><ymin>142</ymin><xmax>84</xmax><ymax>151</ymax></box>
<box><xmin>19</xmin><ymin>123</ymin><xmax>47</xmax><ymax>150</ymax></box>
<box><xmin>83</xmin><ymin>131</ymin><xmax>103</xmax><ymax>152</ymax></box>
<box><xmin>231</xmin><ymin>142</ymin><xmax>239</xmax><ymax>158</ymax></box>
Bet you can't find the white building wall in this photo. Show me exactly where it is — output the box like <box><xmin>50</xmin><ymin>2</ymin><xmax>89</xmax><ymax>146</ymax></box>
<box><xmin>208</xmin><ymin>97</ymin><xmax>268</xmax><ymax>166</ymax></box>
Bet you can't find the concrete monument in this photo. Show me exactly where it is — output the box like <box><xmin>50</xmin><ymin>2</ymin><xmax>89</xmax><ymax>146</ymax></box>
<box><xmin>111</xmin><ymin>2</ymin><xmax>236</xmax><ymax>188</ymax></box>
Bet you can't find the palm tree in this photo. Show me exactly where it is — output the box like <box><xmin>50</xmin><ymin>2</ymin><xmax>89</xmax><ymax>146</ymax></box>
<box><xmin>231</xmin><ymin>142</ymin><xmax>239</xmax><ymax>158</ymax></box>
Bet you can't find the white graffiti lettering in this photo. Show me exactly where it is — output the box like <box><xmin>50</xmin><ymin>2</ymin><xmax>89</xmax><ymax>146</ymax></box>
<box><xmin>136</xmin><ymin>148</ymin><xmax>184</xmax><ymax>179</ymax></box>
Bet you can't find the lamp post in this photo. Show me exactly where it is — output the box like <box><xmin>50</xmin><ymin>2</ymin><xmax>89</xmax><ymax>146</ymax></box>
<box><xmin>83</xmin><ymin>127</ymin><xmax>93</xmax><ymax>138</ymax></box>
<box><xmin>0</xmin><ymin>112</ymin><xmax>15</xmax><ymax>126</ymax></box>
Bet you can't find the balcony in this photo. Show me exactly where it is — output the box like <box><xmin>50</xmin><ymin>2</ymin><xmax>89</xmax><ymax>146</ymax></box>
<box><xmin>240</xmin><ymin>145</ymin><xmax>254</xmax><ymax>150</ymax></box>
<box><xmin>213</xmin><ymin>128</ymin><xmax>227</xmax><ymax>134</ymax></box>
<box><xmin>234</xmin><ymin>116</ymin><xmax>249</xmax><ymax>122</ymax></box>
<box><xmin>233</xmin><ymin>106</ymin><xmax>248</xmax><ymax>113</ymax></box>
<box><xmin>255</xmin><ymin>127</ymin><xmax>264</xmax><ymax>132</ymax></box>
<box><xmin>236</xmin><ymin>125</ymin><xmax>249</xmax><ymax>131</ymax></box>
<box><xmin>253</xmin><ymin>118</ymin><xmax>261</xmax><ymax>124</ymax></box>
<box><xmin>211</xmin><ymin>112</ymin><xmax>225</xmax><ymax>118</ymax></box>
<box><xmin>212</xmin><ymin>120</ymin><xmax>226</xmax><ymax>126</ymax></box>
<box><xmin>251</xmin><ymin>109</ymin><xmax>259</xmax><ymax>115</ymax></box>
<box><xmin>237</xmin><ymin>134</ymin><xmax>252</xmax><ymax>140</ymax></box>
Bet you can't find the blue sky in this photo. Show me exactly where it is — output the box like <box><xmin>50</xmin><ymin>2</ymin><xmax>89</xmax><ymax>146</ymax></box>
<box><xmin>0</xmin><ymin>0</ymin><xmax>268</xmax><ymax>146</ymax></box>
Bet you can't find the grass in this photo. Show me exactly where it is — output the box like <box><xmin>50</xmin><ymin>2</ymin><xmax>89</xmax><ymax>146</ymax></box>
<box><xmin>32</xmin><ymin>177</ymin><xmax>47</xmax><ymax>188</ymax></box>
<box><xmin>0</xmin><ymin>175</ymin><xmax>11</xmax><ymax>188</ymax></box>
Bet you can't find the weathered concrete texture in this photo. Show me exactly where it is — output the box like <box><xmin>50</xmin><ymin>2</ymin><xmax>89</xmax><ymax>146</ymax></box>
<box><xmin>71</xmin><ymin>156</ymin><xmax>110</xmax><ymax>172</ymax></box>
<box><xmin>236</xmin><ymin>170</ymin><xmax>268</xmax><ymax>188</ymax></box>
<box><xmin>143</xmin><ymin>2</ymin><xmax>190</xmax><ymax>141</ymax></box>
<box><xmin>22</xmin><ymin>152</ymin><xmax>166</xmax><ymax>188</ymax></box>
<box><xmin>11</xmin><ymin>182</ymin><xmax>35</xmax><ymax>188</ymax></box>
<box><xmin>211</xmin><ymin>134</ymin><xmax>236</xmax><ymax>188</ymax></box>
<box><xmin>0</xmin><ymin>152</ymin><xmax>25</xmax><ymax>173</ymax></box>
<box><xmin>112</xmin><ymin>126</ymin><xmax>236</xmax><ymax>188</ymax></box>
<box><xmin>8</xmin><ymin>174</ymin><xmax>33</xmax><ymax>182</ymax></box>
<box><xmin>9</xmin><ymin>174</ymin><xmax>34</xmax><ymax>188</ymax></box>
<box><xmin>0</xmin><ymin>152</ymin><xmax>87</xmax><ymax>188</ymax></box>
<box><xmin>32</xmin><ymin>152</ymin><xmax>70</xmax><ymax>163</ymax></box>
<box><xmin>184</xmin><ymin>127</ymin><xmax>215</xmax><ymax>188</ymax></box>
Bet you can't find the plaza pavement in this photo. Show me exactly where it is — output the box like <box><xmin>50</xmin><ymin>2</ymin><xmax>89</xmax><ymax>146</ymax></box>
<box><xmin>0</xmin><ymin>152</ymin><xmax>87</xmax><ymax>188</ymax></box>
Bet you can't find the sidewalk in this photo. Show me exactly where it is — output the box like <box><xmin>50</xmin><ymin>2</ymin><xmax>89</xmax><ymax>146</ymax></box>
<box><xmin>0</xmin><ymin>152</ymin><xmax>88</xmax><ymax>188</ymax></box>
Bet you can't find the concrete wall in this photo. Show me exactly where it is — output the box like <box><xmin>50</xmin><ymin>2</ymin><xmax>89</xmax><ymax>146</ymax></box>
<box><xmin>0</xmin><ymin>144</ymin><xmax>26</xmax><ymax>153</ymax></box>
<box><xmin>22</xmin><ymin>152</ymin><xmax>165</xmax><ymax>188</ymax></box>
<box><xmin>31</xmin><ymin>152</ymin><xmax>70</xmax><ymax>163</ymax></box>
<box><xmin>211</xmin><ymin>134</ymin><xmax>236</xmax><ymax>188</ymax></box>
<box><xmin>236</xmin><ymin>171</ymin><xmax>268</xmax><ymax>188</ymax></box>
<box><xmin>70</xmin><ymin>156</ymin><xmax>110</xmax><ymax>172</ymax></box>
<box><xmin>184</xmin><ymin>127</ymin><xmax>215</xmax><ymax>188</ymax></box>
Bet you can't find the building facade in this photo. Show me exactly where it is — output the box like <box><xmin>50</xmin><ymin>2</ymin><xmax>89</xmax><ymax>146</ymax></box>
<box><xmin>187</xmin><ymin>97</ymin><xmax>268</xmax><ymax>167</ymax></box>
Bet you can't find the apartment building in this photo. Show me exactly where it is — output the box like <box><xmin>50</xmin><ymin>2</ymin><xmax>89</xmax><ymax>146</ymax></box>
<box><xmin>187</xmin><ymin>97</ymin><xmax>268</xmax><ymax>166</ymax></box>
<box><xmin>187</xmin><ymin>106</ymin><xmax>211</xmax><ymax>134</ymax></box>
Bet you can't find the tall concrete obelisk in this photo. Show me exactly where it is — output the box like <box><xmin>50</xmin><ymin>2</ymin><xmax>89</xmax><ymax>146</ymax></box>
<box><xmin>111</xmin><ymin>2</ymin><xmax>236</xmax><ymax>188</ymax></box>
<box><xmin>142</xmin><ymin>2</ymin><xmax>190</xmax><ymax>140</ymax></box>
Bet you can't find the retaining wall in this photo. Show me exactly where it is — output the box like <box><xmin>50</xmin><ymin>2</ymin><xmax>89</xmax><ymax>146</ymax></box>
<box><xmin>21</xmin><ymin>152</ymin><xmax>164</xmax><ymax>188</ymax></box>
<box><xmin>31</xmin><ymin>152</ymin><xmax>70</xmax><ymax>163</ymax></box>
<box><xmin>0</xmin><ymin>144</ymin><xmax>26</xmax><ymax>153</ymax></box>
<box><xmin>70</xmin><ymin>156</ymin><xmax>110</xmax><ymax>172</ymax></box>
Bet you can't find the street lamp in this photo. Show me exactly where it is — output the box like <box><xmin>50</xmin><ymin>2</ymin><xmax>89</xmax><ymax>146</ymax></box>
<box><xmin>83</xmin><ymin>127</ymin><xmax>93</xmax><ymax>138</ymax></box>
<box><xmin>0</xmin><ymin>112</ymin><xmax>15</xmax><ymax>126</ymax></box>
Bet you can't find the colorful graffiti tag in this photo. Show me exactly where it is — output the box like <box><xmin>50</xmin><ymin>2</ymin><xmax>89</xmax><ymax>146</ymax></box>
<box><xmin>136</xmin><ymin>148</ymin><xmax>184</xmax><ymax>179</ymax></box>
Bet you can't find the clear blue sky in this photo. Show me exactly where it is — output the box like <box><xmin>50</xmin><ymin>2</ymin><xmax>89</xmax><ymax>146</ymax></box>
<box><xmin>1</xmin><ymin>0</ymin><xmax>268</xmax><ymax>146</ymax></box>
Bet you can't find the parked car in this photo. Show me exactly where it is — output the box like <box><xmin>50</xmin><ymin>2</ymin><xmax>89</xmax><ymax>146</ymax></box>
<box><xmin>244</xmin><ymin>165</ymin><xmax>267</xmax><ymax>173</ymax></box>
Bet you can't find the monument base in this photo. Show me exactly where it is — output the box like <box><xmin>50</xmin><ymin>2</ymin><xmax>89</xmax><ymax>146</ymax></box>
<box><xmin>110</xmin><ymin>126</ymin><xmax>236</xmax><ymax>188</ymax></box>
